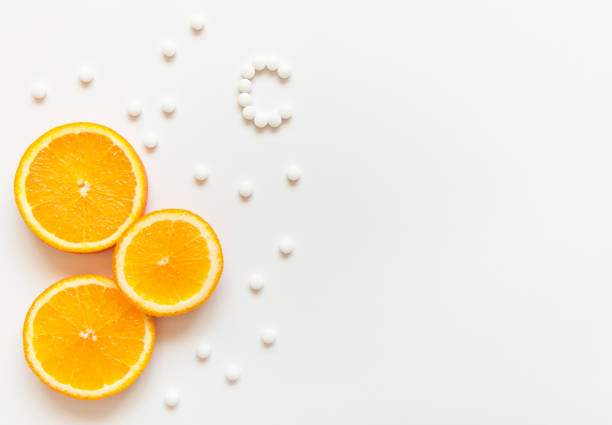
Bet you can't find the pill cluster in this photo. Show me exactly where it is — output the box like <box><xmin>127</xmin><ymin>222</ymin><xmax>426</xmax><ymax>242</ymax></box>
<box><xmin>238</xmin><ymin>57</ymin><xmax>294</xmax><ymax>129</ymax></box>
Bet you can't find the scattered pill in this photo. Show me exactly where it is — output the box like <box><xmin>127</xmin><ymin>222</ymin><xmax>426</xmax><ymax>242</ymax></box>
<box><xmin>277</xmin><ymin>63</ymin><xmax>292</xmax><ymax>79</ymax></box>
<box><xmin>254</xmin><ymin>112</ymin><xmax>269</xmax><ymax>128</ymax></box>
<box><xmin>164</xmin><ymin>390</ymin><xmax>180</xmax><ymax>408</ymax></box>
<box><xmin>249</xmin><ymin>273</ymin><xmax>264</xmax><ymax>292</ymax></box>
<box><xmin>225</xmin><ymin>363</ymin><xmax>241</xmax><ymax>383</ymax></box>
<box><xmin>126</xmin><ymin>101</ymin><xmax>142</xmax><ymax>118</ymax></box>
<box><xmin>278</xmin><ymin>238</ymin><xmax>294</xmax><ymax>256</ymax></box>
<box><xmin>190</xmin><ymin>14</ymin><xmax>205</xmax><ymax>32</ymax></box>
<box><xmin>161</xmin><ymin>98</ymin><xmax>176</xmax><ymax>115</ymax></box>
<box><xmin>238</xmin><ymin>181</ymin><xmax>254</xmax><ymax>199</ymax></box>
<box><xmin>143</xmin><ymin>132</ymin><xmax>159</xmax><ymax>150</ymax></box>
<box><xmin>238</xmin><ymin>93</ymin><xmax>252</xmax><ymax>107</ymax></box>
<box><xmin>238</xmin><ymin>79</ymin><xmax>252</xmax><ymax>93</ymax></box>
<box><xmin>266</xmin><ymin>56</ymin><xmax>280</xmax><ymax>71</ymax></box>
<box><xmin>260</xmin><ymin>328</ymin><xmax>277</xmax><ymax>345</ymax></box>
<box><xmin>268</xmin><ymin>112</ymin><xmax>282</xmax><ymax>128</ymax></box>
<box><xmin>196</xmin><ymin>342</ymin><xmax>211</xmax><ymax>360</ymax></box>
<box><xmin>193</xmin><ymin>164</ymin><xmax>209</xmax><ymax>182</ymax></box>
<box><xmin>162</xmin><ymin>42</ymin><xmax>177</xmax><ymax>60</ymax></box>
<box><xmin>252</xmin><ymin>56</ymin><xmax>267</xmax><ymax>71</ymax></box>
<box><xmin>278</xmin><ymin>104</ymin><xmax>293</xmax><ymax>120</ymax></box>
<box><xmin>240</xmin><ymin>63</ymin><xmax>255</xmax><ymax>79</ymax></box>
<box><xmin>31</xmin><ymin>83</ymin><xmax>47</xmax><ymax>102</ymax></box>
<box><xmin>285</xmin><ymin>165</ymin><xmax>302</xmax><ymax>183</ymax></box>
<box><xmin>78</xmin><ymin>67</ymin><xmax>94</xmax><ymax>85</ymax></box>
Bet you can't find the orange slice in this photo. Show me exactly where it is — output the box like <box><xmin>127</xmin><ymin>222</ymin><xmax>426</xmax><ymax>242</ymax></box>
<box><xmin>113</xmin><ymin>209</ymin><xmax>223</xmax><ymax>316</ymax></box>
<box><xmin>23</xmin><ymin>275</ymin><xmax>155</xmax><ymax>400</ymax></box>
<box><xmin>14</xmin><ymin>122</ymin><xmax>147</xmax><ymax>253</ymax></box>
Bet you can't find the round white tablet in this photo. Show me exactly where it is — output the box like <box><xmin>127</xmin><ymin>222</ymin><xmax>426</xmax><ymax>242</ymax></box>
<box><xmin>225</xmin><ymin>363</ymin><xmax>241</xmax><ymax>383</ymax></box>
<box><xmin>31</xmin><ymin>83</ymin><xmax>47</xmax><ymax>101</ymax></box>
<box><xmin>238</xmin><ymin>181</ymin><xmax>254</xmax><ymax>199</ymax></box>
<box><xmin>278</xmin><ymin>238</ymin><xmax>294</xmax><ymax>256</ymax></box>
<box><xmin>253</xmin><ymin>56</ymin><xmax>267</xmax><ymax>71</ymax></box>
<box><xmin>285</xmin><ymin>165</ymin><xmax>302</xmax><ymax>183</ymax></box>
<box><xmin>162</xmin><ymin>41</ymin><xmax>176</xmax><ymax>59</ymax></box>
<box><xmin>161</xmin><ymin>98</ymin><xmax>176</xmax><ymax>115</ymax></box>
<box><xmin>242</xmin><ymin>106</ymin><xmax>256</xmax><ymax>120</ymax></box>
<box><xmin>268</xmin><ymin>113</ymin><xmax>282</xmax><ymax>128</ymax></box>
<box><xmin>254</xmin><ymin>112</ymin><xmax>269</xmax><ymax>128</ymax></box>
<box><xmin>278</xmin><ymin>104</ymin><xmax>293</xmax><ymax>120</ymax></box>
<box><xmin>164</xmin><ymin>390</ymin><xmax>180</xmax><ymax>408</ymax></box>
<box><xmin>78</xmin><ymin>67</ymin><xmax>94</xmax><ymax>85</ymax></box>
<box><xmin>238</xmin><ymin>79</ymin><xmax>252</xmax><ymax>93</ymax></box>
<box><xmin>143</xmin><ymin>132</ymin><xmax>159</xmax><ymax>150</ymax></box>
<box><xmin>249</xmin><ymin>273</ymin><xmax>264</xmax><ymax>292</ymax></box>
<box><xmin>277</xmin><ymin>63</ymin><xmax>292</xmax><ymax>79</ymax></box>
<box><xmin>195</xmin><ymin>342</ymin><xmax>211</xmax><ymax>360</ymax></box>
<box><xmin>190</xmin><ymin>14</ymin><xmax>205</xmax><ymax>32</ymax></box>
<box><xmin>240</xmin><ymin>63</ymin><xmax>255</xmax><ymax>79</ymax></box>
<box><xmin>238</xmin><ymin>92</ymin><xmax>252</xmax><ymax>107</ymax></box>
<box><xmin>126</xmin><ymin>101</ymin><xmax>142</xmax><ymax>118</ymax></box>
<box><xmin>260</xmin><ymin>328</ymin><xmax>277</xmax><ymax>345</ymax></box>
<box><xmin>266</xmin><ymin>56</ymin><xmax>280</xmax><ymax>71</ymax></box>
<box><xmin>193</xmin><ymin>164</ymin><xmax>209</xmax><ymax>182</ymax></box>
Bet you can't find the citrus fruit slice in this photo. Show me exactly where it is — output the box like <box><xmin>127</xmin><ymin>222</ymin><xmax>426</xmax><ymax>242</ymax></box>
<box><xmin>14</xmin><ymin>122</ymin><xmax>147</xmax><ymax>253</ymax></box>
<box><xmin>23</xmin><ymin>275</ymin><xmax>155</xmax><ymax>400</ymax></box>
<box><xmin>113</xmin><ymin>209</ymin><xmax>223</xmax><ymax>316</ymax></box>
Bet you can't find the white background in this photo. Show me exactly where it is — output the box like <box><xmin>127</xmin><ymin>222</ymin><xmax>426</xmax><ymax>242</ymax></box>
<box><xmin>1</xmin><ymin>0</ymin><xmax>612</xmax><ymax>423</ymax></box>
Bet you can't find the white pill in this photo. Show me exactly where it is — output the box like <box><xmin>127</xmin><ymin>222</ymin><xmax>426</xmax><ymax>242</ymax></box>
<box><xmin>238</xmin><ymin>181</ymin><xmax>254</xmax><ymax>199</ymax></box>
<box><xmin>78</xmin><ymin>67</ymin><xmax>94</xmax><ymax>85</ymax></box>
<box><xmin>266</xmin><ymin>56</ymin><xmax>280</xmax><ymax>71</ymax></box>
<box><xmin>193</xmin><ymin>164</ymin><xmax>209</xmax><ymax>182</ymax></box>
<box><xmin>260</xmin><ymin>328</ymin><xmax>277</xmax><ymax>345</ymax></box>
<box><xmin>278</xmin><ymin>104</ymin><xmax>293</xmax><ymax>120</ymax></box>
<box><xmin>190</xmin><ymin>14</ymin><xmax>205</xmax><ymax>32</ymax></box>
<box><xmin>238</xmin><ymin>79</ymin><xmax>252</xmax><ymax>93</ymax></box>
<box><xmin>268</xmin><ymin>112</ymin><xmax>282</xmax><ymax>128</ymax></box>
<box><xmin>164</xmin><ymin>390</ymin><xmax>180</xmax><ymax>408</ymax></box>
<box><xmin>242</xmin><ymin>106</ymin><xmax>256</xmax><ymax>120</ymax></box>
<box><xmin>252</xmin><ymin>56</ymin><xmax>267</xmax><ymax>71</ymax></box>
<box><xmin>143</xmin><ymin>132</ymin><xmax>159</xmax><ymax>150</ymax></box>
<box><xmin>249</xmin><ymin>273</ymin><xmax>264</xmax><ymax>292</ymax></box>
<box><xmin>31</xmin><ymin>83</ymin><xmax>47</xmax><ymax>101</ymax></box>
<box><xmin>254</xmin><ymin>112</ymin><xmax>269</xmax><ymax>128</ymax></box>
<box><xmin>126</xmin><ymin>101</ymin><xmax>142</xmax><ymax>118</ymax></box>
<box><xmin>240</xmin><ymin>63</ymin><xmax>255</xmax><ymax>79</ymax></box>
<box><xmin>286</xmin><ymin>165</ymin><xmax>302</xmax><ymax>183</ymax></box>
<box><xmin>225</xmin><ymin>363</ymin><xmax>241</xmax><ymax>383</ymax></box>
<box><xmin>195</xmin><ymin>342</ymin><xmax>211</xmax><ymax>360</ymax></box>
<box><xmin>277</xmin><ymin>63</ymin><xmax>292</xmax><ymax>79</ymax></box>
<box><xmin>162</xmin><ymin>41</ymin><xmax>176</xmax><ymax>59</ymax></box>
<box><xmin>238</xmin><ymin>93</ymin><xmax>252</xmax><ymax>107</ymax></box>
<box><xmin>278</xmin><ymin>238</ymin><xmax>294</xmax><ymax>256</ymax></box>
<box><xmin>161</xmin><ymin>98</ymin><xmax>176</xmax><ymax>115</ymax></box>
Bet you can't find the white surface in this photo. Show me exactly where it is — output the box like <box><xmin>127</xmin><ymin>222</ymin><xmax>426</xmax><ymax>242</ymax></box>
<box><xmin>2</xmin><ymin>0</ymin><xmax>612</xmax><ymax>424</ymax></box>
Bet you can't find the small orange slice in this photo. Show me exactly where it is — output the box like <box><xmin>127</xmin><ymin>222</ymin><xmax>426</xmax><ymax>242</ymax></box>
<box><xmin>113</xmin><ymin>209</ymin><xmax>223</xmax><ymax>316</ymax></box>
<box><xmin>23</xmin><ymin>275</ymin><xmax>155</xmax><ymax>400</ymax></box>
<box><xmin>14</xmin><ymin>122</ymin><xmax>147</xmax><ymax>253</ymax></box>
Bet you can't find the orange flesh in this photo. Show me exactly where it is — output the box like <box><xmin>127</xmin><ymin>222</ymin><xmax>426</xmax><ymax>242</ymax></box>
<box><xmin>31</xmin><ymin>284</ymin><xmax>146</xmax><ymax>391</ymax></box>
<box><xmin>25</xmin><ymin>131</ymin><xmax>137</xmax><ymax>243</ymax></box>
<box><xmin>123</xmin><ymin>220</ymin><xmax>211</xmax><ymax>305</ymax></box>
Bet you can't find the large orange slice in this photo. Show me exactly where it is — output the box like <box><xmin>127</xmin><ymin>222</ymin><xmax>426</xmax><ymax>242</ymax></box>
<box><xmin>113</xmin><ymin>209</ymin><xmax>223</xmax><ymax>316</ymax></box>
<box><xmin>23</xmin><ymin>275</ymin><xmax>155</xmax><ymax>400</ymax></box>
<box><xmin>14</xmin><ymin>122</ymin><xmax>147</xmax><ymax>253</ymax></box>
